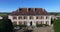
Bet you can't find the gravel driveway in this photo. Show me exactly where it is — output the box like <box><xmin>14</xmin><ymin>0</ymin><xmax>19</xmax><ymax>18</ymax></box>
<box><xmin>33</xmin><ymin>26</ymin><xmax>54</xmax><ymax>32</ymax></box>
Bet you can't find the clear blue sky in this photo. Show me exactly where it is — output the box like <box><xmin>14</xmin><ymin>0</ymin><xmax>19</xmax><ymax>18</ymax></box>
<box><xmin>0</xmin><ymin>0</ymin><xmax>60</xmax><ymax>12</ymax></box>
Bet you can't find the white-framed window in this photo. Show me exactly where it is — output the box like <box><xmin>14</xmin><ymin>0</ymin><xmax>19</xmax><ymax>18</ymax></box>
<box><xmin>46</xmin><ymin>21</ymin><xmax>49</xmax><ymax>24</ymax></box>
<box><xmin>24</xmin><ymin>16</ymin><xmax>27</xmax><ymax>19</ymax></box>
<box><xmin>36</xmin><ymin>16</ymin><xmax>44</xmax><ymax>19</ymax></box>
<box><xmin>36</xmin><ymin>21</ymin><xmax>38</xmax><ymax>24</ymax></box>
<box><xmin>36</xmin><ymin>16</ymin><xmax>38</xmax><ymax>19</ymax></box>
<box><xmin>40</xmin><ymin>16</ymin><xmax>44</xmax><ymax>19</ymax></box>
<box><xmin>29</xmin><ymin>16</ymin><xmax>33</xmax><ymax>19</ymax></box>
<box><xmin>13</xmin><ymin>21</ymin><xmax>17</xmax><ymax>25</ymax></box>
<box><xmin>24</xmin><ymin>21</ymin><xmax>27</xmax><ymax>25</ymax></box>
<box><xmin>18</xmin><ymin>16</ymin><xmax>22</xmax><ymax>19</ymax></box>
<box><xmin>46</xmin><ymin>16</ymin><xmax>49</xmax><ymax>19</ymax></box>
<box><xmin>19</xmin><ymin>21</ymin><xmax>22</xmax><ymax>25</ymax></box>
<box><xmin>13</xmin><ymin>16</ymin><xmax>17</xmax><ymax>20</ymax></box>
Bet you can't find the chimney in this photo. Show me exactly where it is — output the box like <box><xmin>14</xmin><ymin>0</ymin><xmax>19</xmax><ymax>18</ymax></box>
<box><xmin>17</xmin><ymin>8</ymin><xmax>19</xmax><ymax>12</ymax></box>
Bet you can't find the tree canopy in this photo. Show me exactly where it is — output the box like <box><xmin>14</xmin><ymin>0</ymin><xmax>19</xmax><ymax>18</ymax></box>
<box><xmin>53</xmin><ymin>19</ymin><xmax>60</xmax><ymax>32</ymax></box>
<box><xmin>0</xmin><ymin>18</ymin><xmax>13</xmax><ymax>32</ymax></box>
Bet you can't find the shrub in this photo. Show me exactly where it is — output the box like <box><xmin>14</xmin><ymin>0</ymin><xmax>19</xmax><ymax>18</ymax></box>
<box><xmin>42</xmin><ymin>24</ymin><xmax>49</xmax><ymax>27</ymax></box>
<box><xmin>19</xmin><ymin>24</ymin><xmax>27</xmax><ymax>29</ymax></box>
<box><xmin>19</xmin><ymin>24</ymin><xmax>27</xmax><ymax>27</ymax></box>
<box><xmin>13</xmin><ymin>24</ymin><xmax>17</xmax><ymax>27</ymax></box>
<box><xmin>36</xmin><ymin>24</ymin><xmax>43</xmax><ymax>27</ymax></box>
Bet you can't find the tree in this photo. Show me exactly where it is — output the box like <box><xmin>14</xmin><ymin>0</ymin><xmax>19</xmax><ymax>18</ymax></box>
<box><xmin>0</xmin><ymin>18</ymin><xmax>13</xmax><ymax>32</ymax></box>
<box><xmin>51</xmin><ymin>18</ymin><xmax>54</xmax><ymax>24</ymax></box>
<box><xmin>53</xmin><ymin>19</ymin><xmax>60</xmax><ymax>32</ymax></box>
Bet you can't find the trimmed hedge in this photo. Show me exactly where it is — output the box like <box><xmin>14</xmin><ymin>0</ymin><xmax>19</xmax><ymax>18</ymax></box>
<box><xmin>36</xmin><ymin>24</ymin><xmax>49</xmax><ymax>27</ymax></box>
<box><xmin>19</xmin><ymin>24</ymin><xmax>27</xmax><ymax>27</ymax></box>
<box><xmin>53</xmin><ymin>19</ymin><xmax>60</xmax><ymax>32</ymax></box>
<box><xmin>36</xmin><ymin>24</ymin><xmax>43</xmax><ymax>27</ymax></box>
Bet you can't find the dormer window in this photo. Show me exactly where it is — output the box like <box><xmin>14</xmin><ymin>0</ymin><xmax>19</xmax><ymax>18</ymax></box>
<box><xmin>19</xmin><ymin>8</ymin><xmax>22</xmax><ymax>11</ymax></box>
<box><xmin>28</xmin><ymin>8</ymin><xmax>31</xmax><ymax>11</ymax></box>
<box><xmin>35</xmin><ymin>8</ymin><xmax>37</xmax><ymax>11</ymax></box>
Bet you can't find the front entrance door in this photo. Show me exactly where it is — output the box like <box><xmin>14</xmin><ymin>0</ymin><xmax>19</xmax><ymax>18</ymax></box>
<box><xmin>30</xmin><ymin>21</ymin><xmax>32</xmax><ymax>26</ymax></box>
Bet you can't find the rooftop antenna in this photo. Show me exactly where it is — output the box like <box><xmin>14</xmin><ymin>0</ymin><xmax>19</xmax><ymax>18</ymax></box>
<box><xmin>42</xmin><ymin>8</ymin><xmax>45</xmax><ymax>12</ymax></box>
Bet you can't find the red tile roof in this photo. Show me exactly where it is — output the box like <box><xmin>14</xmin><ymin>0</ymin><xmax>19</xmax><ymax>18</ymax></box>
<box><xmin>11</xmin><ymin>8</ymin><xmax>48</xmax><ymax>15</ymax></box>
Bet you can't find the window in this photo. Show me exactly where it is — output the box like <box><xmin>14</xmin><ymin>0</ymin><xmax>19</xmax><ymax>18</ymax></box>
<box><xmin>13</xmin><ymin>16</ymin><xmax>17</xmax><ymax>19</ymax></box>
<box><xmin>24</xmin><ymin>16</ymin><xmax>27</xmax><ymax>19</ymax></box>
<box><xmin>40</xmin><ymin>16</ymin><xmax>44</xmax><ymax>19</ymax></box>
<box><xmin>24</xmin><ymin>21</ymin><xmax>27</xmax><ymax>25</ymax></box>
<box><xmin>46</xmin><ymin>16</ymin><xmax>49</xmax><ymax>19</ymax></box>
<box><xmin>41</xmin><ymin>16</ymin><xmax>42</xmax><ymax>19</ymax></box>
<box><xmin>18</xmin><ymin>16</ymin><xmax>22</xmax><ymax>19</ymax></box>
<box><xmin>46</xmin><ymin>21</ymin><xmax>49</xmax><ymax>24</ymax></box>
<box><xmin>36</xmin><ymin>16</ymin><xmax>38</xmax><ymax>19</ymax></box>
<box><xmin>36</xmin><ymin>21</ymin><xmax>43</xmax><ymax>24</ymax></box>
<box><xmin>36</xmin><ymin>21</ymin><xmax>38</xmax><ymax>24</ymax></box>
<box><xmin>19</xmin><ymin>21</ymin><xmax>22</xmax><ymax>25</ymax></box>
<box><xmin>30</xmin><ymin>16</ymin><xmax>33</xmax><ymax>19</ymax></box>
<box><xmin>46</xmin><ymin>17</ymin><xmax>47</xmax><ymax>19</ymax></box>
<box><xmin>13</xmin><ymin>21</ymin><xmax>17</xmax><ymax>25</ymax></box>
<box><xmin>36</xmin><ymin>16</ymin><xmax>43</xmax><ymax>19</ymax></box>
<box><xmin>40</xmin><ymin>21</ymin><xmax>42</xmax><ymax>24</ymax></box>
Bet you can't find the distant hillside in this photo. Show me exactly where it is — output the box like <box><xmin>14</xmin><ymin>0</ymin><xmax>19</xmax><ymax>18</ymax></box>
<box><xmin>0</xmin><ymin>12</ymin><xmax>11</xmax><ymax>14</ymax></box>
<box><xmin>0</xmin><ymin>12</ymin><xmax>60</xmax><ymax>16</ymax></box>
<box><xmin>0</xmin><ymin>12</ymin><xmax>11</xmax><ymax>16</ymax></box>
<box><xmin>48</xmin><ymin>12</ymin><xmax>60</xmax><ymax>15</ymax></box>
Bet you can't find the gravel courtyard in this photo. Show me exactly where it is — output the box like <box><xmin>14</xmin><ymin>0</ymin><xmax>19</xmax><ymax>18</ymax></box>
<box><xmin>33</xmin><ymin>26</ymin><xmax>54</xmax><ymax>32</ymax></box>
<box><xmin>17</xmin><ymin>26</ymin><xmax>54</xmax><ymax>32</ymax></box>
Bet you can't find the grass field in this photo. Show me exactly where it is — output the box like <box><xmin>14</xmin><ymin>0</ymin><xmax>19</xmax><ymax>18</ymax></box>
<box><xmin>0</xmin><ymin>14</ymin><xmax>7</xmax><ymax>16</ymax></box>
